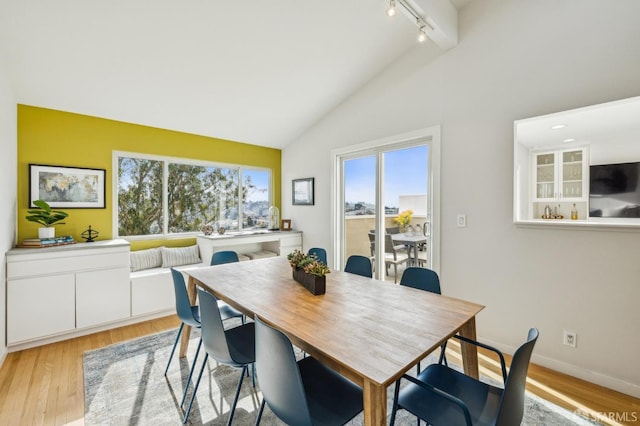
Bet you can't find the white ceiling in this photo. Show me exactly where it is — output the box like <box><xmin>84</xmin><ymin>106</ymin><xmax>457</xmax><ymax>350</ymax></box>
<box><xmin>2</xmin><ymin>0</ymin><xmax>471</xmax><ymax>149</ymax></box>
<box><xmin>515</xmin><ymin>96</ymin><xmax>640</xmax><ymax>150</ymax></box>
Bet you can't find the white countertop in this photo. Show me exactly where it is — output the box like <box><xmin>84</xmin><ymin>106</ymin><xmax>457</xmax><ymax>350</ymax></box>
<box><xmin>8</xmin><ymin>238</ymin><xmax>130</xmax><ymax>255</ymax></box>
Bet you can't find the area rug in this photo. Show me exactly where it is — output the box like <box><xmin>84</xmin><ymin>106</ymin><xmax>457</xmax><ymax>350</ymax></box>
<box><xmin>84</xmin><ymin>327</ymin><xmax>601</xmax><ymax>425</ymax></box>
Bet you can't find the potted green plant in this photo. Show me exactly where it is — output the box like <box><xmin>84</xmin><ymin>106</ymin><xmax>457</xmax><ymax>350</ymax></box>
<box><xmin>287</xmin><ymin>249</ymin><xmax>315</xmax><ymax>270</ymax></box>
<box><xmin>287</xmin><ymin>249</ymin><xmax>330</xmax><ymax>295</ymax></box>
<box><xmin>303</xmin><ymin>260</ymin><xmax>331</xmax><ymax>277</ymax></box>
<box><xmin>26</xmin><ymin>199</ymin><xmax>69</xmax><ymax>239</ymax></box>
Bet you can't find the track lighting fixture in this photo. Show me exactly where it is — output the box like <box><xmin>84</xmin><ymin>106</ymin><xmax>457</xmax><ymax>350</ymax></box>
<box><xmin>387</xmin><ymin>0</ymin><xmax>397</xmax><ymax>17</ymax></box>
<box><xmin>387</xmin><ymin>0</ymin><xmax>433</xmax><ymax>44</ymax></box>
<box><xmin>417</xmin><ymin>24</ymin><xmax>427</xmax><ymax>43</ymax></box>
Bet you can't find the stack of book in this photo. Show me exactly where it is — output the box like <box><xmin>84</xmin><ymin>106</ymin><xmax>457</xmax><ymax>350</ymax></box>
<box><xmin>19</xmin><ymin>236</ymin><xmax>76</xmax><ymax>248</ymax></box>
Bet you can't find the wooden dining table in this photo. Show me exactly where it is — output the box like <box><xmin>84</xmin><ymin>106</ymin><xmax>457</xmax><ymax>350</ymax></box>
<box><xmin>182</xmin><ymin>256</ymin><xmax>484</xmax><ymax>426</ymax></box>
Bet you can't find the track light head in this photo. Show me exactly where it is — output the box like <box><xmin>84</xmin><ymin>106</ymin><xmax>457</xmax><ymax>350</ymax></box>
<box><xmin>387</xmin><ymin>0</ymin><xmax>397</xmax><ymax>17</ymax></box>
<box><xmin>417</xmin><ymin>25</ymin><xmax>428</xmax><ymax>43</ymax></box>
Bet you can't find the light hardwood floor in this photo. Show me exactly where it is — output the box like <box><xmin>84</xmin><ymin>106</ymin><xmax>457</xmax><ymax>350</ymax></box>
<box><xmin>0</xmin><ymin>316</ymin><xmax>638</xmax><ymax>426</ymax></box>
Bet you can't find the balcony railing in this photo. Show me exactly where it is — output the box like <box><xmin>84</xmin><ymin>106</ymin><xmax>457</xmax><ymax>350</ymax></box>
<box><xmin>344</xmin><ymin>214</ymin><xmax>429</xmax><ymax>282</ymax></box>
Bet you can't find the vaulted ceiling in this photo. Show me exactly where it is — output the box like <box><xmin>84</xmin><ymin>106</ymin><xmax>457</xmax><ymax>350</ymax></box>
<box><xmin>1</xmin><ymin>0</ymin><xmax>472</xmax><ymax>148</ymax></box>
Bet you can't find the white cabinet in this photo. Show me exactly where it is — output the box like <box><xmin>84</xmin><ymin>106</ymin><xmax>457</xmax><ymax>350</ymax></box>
<box><xmin>130</xmin><ymin>269</ymin><xmax>175</xmax><ymax>317</ymax></box>
<box><xmin>533</xmin><ymin>147</ymin><xmax>588</xmax><ymax>202</ymax></box>
<box><xmin>7</xmin><ymin>274</ymin><xmax>76</xmax><ymax>344</ymax></box>
<box><xmin>279</xmin><ymin>233</ymin><xmax>303</xmax><ymax>256</ymax></box>
<box><xmin>527</xmin><ymin>147</ymin><xmax>589</xmax><ymax>220</ymax></box>
<box><xmin>197</xmin><ymin>231</ymin><xmax>303</xmax><ymax>264</ymax></box>
<box><xmin>6</xmin><ymin>239</ymin><xmax>130</xmax><ymax>347</ymax></box>
<box><xmin>76</xmin><ymin>267</ymin><xmax>131</xmax><ymax>328</ymax></box>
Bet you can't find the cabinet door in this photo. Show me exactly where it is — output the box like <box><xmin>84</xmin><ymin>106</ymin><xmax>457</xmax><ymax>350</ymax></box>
<box><xmin>279</xmin><ymin>233</ymin><xmax>303</xmax><ymax>255</ymax></box>
<box><xmin>131</xmin><ymin>270</ymin><xmax>175</xmax><ymax>316</ymax></box>
<box><xmin>560</xmin><ymin>148</ymin><xmax>587</xmax><ymax>201</ymax></box>
<box><xmin>76</xmin><ymin>267</ymin><xmax>131</xmax><ymax>328</ymax></box>
<box><xmin>7</xmin><ymin>274</ymin><xmax>76</xmax><ymax>344</ymax></box>
<box><xmin>533</xmin><ymin>152</ymin><xmax>557</xmax><ymax>200</ymax></box>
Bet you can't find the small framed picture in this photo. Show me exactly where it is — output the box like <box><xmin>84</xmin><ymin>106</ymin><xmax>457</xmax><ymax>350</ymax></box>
<box><xmin>292</xmin><ymin>178</ymin><xmax>314</xmax><ymax>206</ymax></box>
<box><xmin>29</xmin><ymin>164</ymin><xmax>106</xmax><ymax>208</ymax></box>
<box><xmin>281</xmin><ymin>219</ymin><xmax>292</xmax><ymax>231</ymax></box>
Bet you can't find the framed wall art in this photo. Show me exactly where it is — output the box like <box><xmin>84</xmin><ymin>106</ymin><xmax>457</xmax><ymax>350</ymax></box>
<box><xmin>29</xmin><ymin>164</ymin><xmax>106</xmax><ymax>208</ymax></box>
<box><xmin>292</xmin><ymin>177</ymin><xmax>314</xmax><ymax>206</ymax></box>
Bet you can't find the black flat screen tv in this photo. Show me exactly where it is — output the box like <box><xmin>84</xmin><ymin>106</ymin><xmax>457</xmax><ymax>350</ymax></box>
<box><xmin>589</xmin><ymin>162</ymin><xmax>640</xmax><ymax>218</ymax></box>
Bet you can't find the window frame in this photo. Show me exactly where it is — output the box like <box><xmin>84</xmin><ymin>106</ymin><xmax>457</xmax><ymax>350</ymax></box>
<box><xmin>112</xmin><ymin>151</ymin><xmax>272</xmax><ymax>240</ymax></box>
<box><xmin>331</xmin><ymin>125</ymin><xmax>441</xmax><ymax>273</ymax></box>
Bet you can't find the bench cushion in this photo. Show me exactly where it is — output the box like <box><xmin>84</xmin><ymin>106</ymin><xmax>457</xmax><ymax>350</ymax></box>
<box><xmin>161</xmin><ymin>245</ymin><xmax>201</xmax><ymax>268</ymax></box>
<box><xmin>130</xmin><ymin>247</ymin><xmax>163</xmax><ymax>272</ymax></box>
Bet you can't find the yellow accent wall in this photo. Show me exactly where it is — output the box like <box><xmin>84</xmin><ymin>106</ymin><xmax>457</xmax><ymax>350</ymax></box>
<box><xmin>17</xmin><ymin>105</ymin><xmax>281</xmax><ymax>246</ymax></box>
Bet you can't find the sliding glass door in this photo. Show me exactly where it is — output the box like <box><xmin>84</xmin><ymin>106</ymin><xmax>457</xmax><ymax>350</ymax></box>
<box><xmin>343</xmin><ymin>155</ymin><xmax>377</xmax><ymax>269</ymax></box>
<box><xmin>336</xmin><ymin>134</ymin><xmax>436</xmax><ymax>282</ymax></box>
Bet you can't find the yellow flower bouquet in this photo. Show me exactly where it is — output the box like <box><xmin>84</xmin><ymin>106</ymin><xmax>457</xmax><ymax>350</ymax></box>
<box><xmin>393</xmin><ymin>209</ymin><xmax>413</xmax><ymax>232</ymax></box>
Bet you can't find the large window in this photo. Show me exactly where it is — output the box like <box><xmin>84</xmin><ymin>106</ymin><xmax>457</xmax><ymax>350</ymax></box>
<box><xmin>115</xmin><ymin>153</ymin><xmax>271</xmax><ymax>237</ymax></box>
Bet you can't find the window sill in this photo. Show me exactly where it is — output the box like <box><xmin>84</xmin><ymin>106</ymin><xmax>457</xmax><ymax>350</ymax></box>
<box><xmin>514</xmin><ymin>219</ymin><xmax>640</xmax><ymax>232</ymax></box>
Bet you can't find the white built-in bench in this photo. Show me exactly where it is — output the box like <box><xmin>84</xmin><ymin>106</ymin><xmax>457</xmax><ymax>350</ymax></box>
<box><xmin>130</xmin><ymin>231</ymin><xmax>302</xmax><ymax>317</ymax></box>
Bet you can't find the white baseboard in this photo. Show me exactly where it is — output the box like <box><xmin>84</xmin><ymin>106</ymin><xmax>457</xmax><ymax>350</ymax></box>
<box><xmin>479</xmin><ymin>336</ymin><xmax>640</xmax><ymax>399</ymax></box>
<box><xmin>0</xmin><ymin>346</ymin><xmax>7</xmax><ymax>369</ymax></box>
<box><xmin>530</xmin><ymin>352</ymin><xmax>640</xmax><ymax>399</ymax></box>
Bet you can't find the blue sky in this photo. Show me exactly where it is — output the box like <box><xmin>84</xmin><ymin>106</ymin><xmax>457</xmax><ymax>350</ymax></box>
<box><xmin>345</xmin><ymin>145</ymin><xmax>428</xmax><ymax>206</ymax></box>
<box><xmin>244</xmin><ymin>169</ymin><xmax>270</xmax><ymax>202</ymax></box>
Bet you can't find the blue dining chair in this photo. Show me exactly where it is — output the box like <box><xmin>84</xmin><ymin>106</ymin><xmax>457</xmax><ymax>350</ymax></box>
<box><xmin>165</xmin><ymin>268</ymin><xmax>245</xmax><ymax>410</ymax></box>
<box><xmin>400</xmin><ymin>267</ymin><xmax>441</xmax><ymax>295</ymax></box>
<box><xmin>390</xmin><ymin>328</ymin><xmax>539</xmax><ymax>426</ymax></box>
<box><xmin>254</xmin><ymin>316</ymin><xmax>363</xmax><ymax>425</ymax></box>
<box><xmin>182</xmin><ymin>287</ymin><xmax>256</xmax><ymax>424</ymax></box>
<box><xmin>210</xmin><ymin>250</ymin><xmax>240</xmax><ymax>265</ymax></box>
<box><xmin>344</xmin><ymin>255</ymin><xmax>372</xmax><ymax>278</ymax></box>
<box><xmin>164</xmin><ymin>268</ymin><xmax>202</xmax><ymax>379</ymax></box>
<box><xmin>308</xmin><ymin>247</ymin><xmax>327</xmax><ymax>265</ymax></box>
<box><xmin>165</xmin><ymin>268</ymin><xmax>208</xmax><ymax>411</ymax></box>
<box><xmin>210</xmin><ymin>250</ymin><xmax>245</xmax><ymax>324</ymax></box>
<box><xmin>400</xmin><ymin>267</ymin><xmax>447</xmax><ymax>369</ymax></box>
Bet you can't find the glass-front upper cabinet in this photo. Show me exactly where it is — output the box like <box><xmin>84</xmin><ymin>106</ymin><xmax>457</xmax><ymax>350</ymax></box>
<box><xmin>533</xmin><ymin>147</ymin><xmax>588</xmax><ymax>202</ymax></box>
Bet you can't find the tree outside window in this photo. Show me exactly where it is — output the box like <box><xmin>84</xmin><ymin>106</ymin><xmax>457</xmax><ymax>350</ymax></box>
<box><xmin>168</xmin><ymin>163</ymin><xmax>239</xmax><ymax>233</ymax></box>
<box><xmin>118</xmin><ymin>157</ymin><xmax>163</xmax><ymax>236</ymax></box>
<box><xmin>116</xmin><ymin>154</ymin><xmax>270</xmax><ymax>237</ymax></box>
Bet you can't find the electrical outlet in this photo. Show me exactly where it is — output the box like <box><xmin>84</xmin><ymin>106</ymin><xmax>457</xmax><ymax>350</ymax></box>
<box><xmin>563</xmin><ymin>330</ymin><xmax>577</xmax><ymax>348</ymax></box>
<box><xmin>457</xmin><ymin>214</ymin><xmax>467</xmax><ymax>227</ymax></box>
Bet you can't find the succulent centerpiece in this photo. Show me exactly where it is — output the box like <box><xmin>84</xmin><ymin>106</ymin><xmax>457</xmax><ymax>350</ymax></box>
<box><xmin>287</xmin><ymin>249</ymin><xmax>330</xmax><ymax>295</ymax></box>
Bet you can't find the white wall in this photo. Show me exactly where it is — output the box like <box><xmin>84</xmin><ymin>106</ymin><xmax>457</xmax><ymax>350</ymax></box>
<box><xmin>0</xmin><ymin>52</ymin><xmax>17</xmax><ymax>364</ymax></box>
<box><xmin>282</xmin><ymin>0</ymin><xmax>640</xmax><ymax>397</ymax></box>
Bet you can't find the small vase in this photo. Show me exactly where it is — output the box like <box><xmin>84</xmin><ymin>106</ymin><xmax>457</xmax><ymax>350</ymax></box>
<box><xmin>292</xmin><ymin>268</ymin><xmax>326</xmax><ymax>295</ymax></box>
<box><xmin>303</xmin><ymin>273</ymin><xmax>326</xmax><ymax>295</ymax></box>
<box><xmin>292</xmin><ymin>268</ymin><xmax>305</xmax><ymax>284</ymax></box>
<box><xmin>38</xmin><ymin>227</ymin><xmax>55</xmax><ymax>239</ymax></box>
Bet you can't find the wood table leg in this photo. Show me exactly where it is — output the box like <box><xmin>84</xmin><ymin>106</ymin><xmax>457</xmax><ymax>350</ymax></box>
<box><xmin>362</xmin><ymin>379</ymin><xmax>386</xmax><ymax>426</ymax></box>
<box><xmin>458</xmin><ymin>316</ymin><xmax>479</xmax><ymax>379</ymax></box>
<box><xmin>178</xmin><ymin>275</ymin><xmax>198</xmax><ymax>358</ymax></box>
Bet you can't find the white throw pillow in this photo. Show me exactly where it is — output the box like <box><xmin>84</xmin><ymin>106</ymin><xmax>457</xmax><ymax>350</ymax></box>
<box><xmin>161</xmin><ymin>245</ymin><xmax>201</xmax><ymax>268</ymax></box>
<box><xmin>130</xmin><ymin>247</ymin><xmax>163</xmax><ymax>272</ymax></box>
